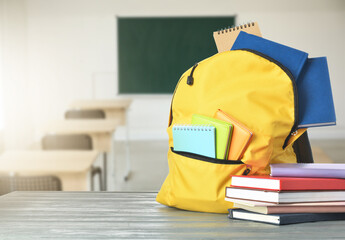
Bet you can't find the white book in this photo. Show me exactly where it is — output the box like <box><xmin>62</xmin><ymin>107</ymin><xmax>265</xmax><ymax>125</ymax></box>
<box><xmin>226</xmin><ymin>187</ymin><xmax>345</xmax><ymax>203</ymax></box>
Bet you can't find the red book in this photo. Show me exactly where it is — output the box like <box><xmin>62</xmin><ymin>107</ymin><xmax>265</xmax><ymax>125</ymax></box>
<box><xmin>230</xmin><ymin>175</ymin><xmax>345</xmax><ymax>191</ymax></box>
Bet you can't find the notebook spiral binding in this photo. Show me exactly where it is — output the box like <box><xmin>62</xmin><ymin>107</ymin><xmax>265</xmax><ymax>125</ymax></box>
<box><xmin>173</xmin><ymin>124</ymin><xmax>214</xmax><ymax>131</ymax></box>
<box><xmin>217</xmin><ymin>22</ymin><xmax>256</xmax><ymax>35</ymax></box>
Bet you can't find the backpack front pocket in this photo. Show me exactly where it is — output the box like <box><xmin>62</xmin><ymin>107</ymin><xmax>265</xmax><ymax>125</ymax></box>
<box><xmin>160</xmin><ymin>148</ymin><xmax>249</xmax><ymax>213</ymax></box>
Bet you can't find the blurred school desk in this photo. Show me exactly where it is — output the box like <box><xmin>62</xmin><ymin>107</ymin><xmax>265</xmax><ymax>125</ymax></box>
<box><xmin>69</xmin><ymin>99</ymin><xmax>132</xmax><ymax>181</ymax></box>
<box><xmin>0</xmin><ymin>192</ymin><xmax>344</xmax><ymax>239</ymax></box>
<box><xmin>0</xmin><ymin>150</ymin><xmax>99</xmax><ymax>191</ymax></box>
<box><xmin>69</xmin><ymin>99</ymin><xmax>132</xmax><ymax>124</ymax></box>
<box><xmin>43</xmin><ymin>119</ymin><xmax>119</xmax><ymax>190</ymax></box>
<box><xmin>43</xmin><ymin>120</ymin><xmax>119</xmax><ymax>152</ymax></box>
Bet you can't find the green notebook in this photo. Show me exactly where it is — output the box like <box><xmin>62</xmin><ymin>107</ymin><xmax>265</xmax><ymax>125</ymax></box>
<box><xmin>192</xmin><ymin>114</ymin><xmax>233</xmax><ymax>159</ymax></box>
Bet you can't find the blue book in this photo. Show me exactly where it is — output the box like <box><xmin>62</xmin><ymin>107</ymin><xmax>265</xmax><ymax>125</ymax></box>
<box><xmin>297</xmin><ymin>57</ymin><xmax>336</xmax><ymax>128</ymax></box>
<box><xmin>231</xmin><ymin>31</ymin><xmax>308</xmax><ymax>81</ymax></box>
<box><xmin>228</xmin><ymin>209</ymin><xmax>345</xmax><ymax>225</ymax></box>
<box><xmin>172</xmin><ymin>125</ymin><xmax>216</xmax><ymax>158</ymax></box>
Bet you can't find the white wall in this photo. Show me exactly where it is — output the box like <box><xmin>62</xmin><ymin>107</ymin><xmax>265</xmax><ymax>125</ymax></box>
<box><xmin>0</xmin><ymin>0</ymin><xmax>344</xmax><ymax>149</ymax></box>
<box><xmin>0</xmin><ymin>0</ymin><xmax>4</xmax><ymax>131</ymax></box>
<box><xmin>1</xmin><ymin>0</ymin><xmax>35</xmax><ymax>150</ymax></box>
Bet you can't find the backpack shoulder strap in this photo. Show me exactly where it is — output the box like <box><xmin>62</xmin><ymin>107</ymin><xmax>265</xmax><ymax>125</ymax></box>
<box><xmin>293</xmin><ymin>131</ymin><xmax>314</xmax><ymax>163</ymax></box>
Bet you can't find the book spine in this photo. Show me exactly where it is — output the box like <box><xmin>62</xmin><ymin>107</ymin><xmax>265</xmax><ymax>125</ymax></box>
<box><xmin>271</xmin><ymin>167</ymin><xmax>345</xmax><ymax>179</ymax></box>
<box><xmin>280</xmin><ymin>213</ymin><xmax>345</xmax><ymax>225</ymax></box>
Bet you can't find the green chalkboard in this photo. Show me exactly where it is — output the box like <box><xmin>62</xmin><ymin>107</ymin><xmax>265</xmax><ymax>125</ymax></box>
<box><xmin>118</xmin><ymin>17</ymin><xmax>235</xmax><ymax>94</ymax></box>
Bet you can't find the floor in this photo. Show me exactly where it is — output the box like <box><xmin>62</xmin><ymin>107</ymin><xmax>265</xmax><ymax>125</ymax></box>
<box><xmin>110</xmin><ymin>140</ymin><xmax>169</xmax><ymax>192</ymax></box>
<box><xmin>107</xmin><ymin>139</ymin><xmax>345</xmax><ymax>192</ymax></box>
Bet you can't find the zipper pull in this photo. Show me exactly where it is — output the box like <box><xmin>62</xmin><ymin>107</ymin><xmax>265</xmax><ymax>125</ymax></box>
<box><xmin>242</xmin><ymin>165</ymin><xmax>251</xmax><ymax>175</ymax></box>
<box><xmin>187</xmin><ymin>63</ymin><xmax>198</xmax><ymax>85</ymax></box>
<box><xmin>291</xmin><ymin>130</ymin><xmax>298</xmax><ymax>136</ymax></box>
<box><xmin>283</xmin><ymin>128</ymin><xmax>299</xmax><ymax>149</ymax></box>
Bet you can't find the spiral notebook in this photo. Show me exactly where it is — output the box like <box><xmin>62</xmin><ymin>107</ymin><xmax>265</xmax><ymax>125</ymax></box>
<box><xmin>191</xmin><ymin>114</ymin><xmax>233</xmax><ymax>159</ymax></box>
<box><xmin>213</xmin><ymin>22</ymin><xmax>262</xmax><ymax>53</ymax></box>
<box><xmin>172</xmin><ymin>125</ymin><xmax>216</xmax><ymax>158</ymax></box>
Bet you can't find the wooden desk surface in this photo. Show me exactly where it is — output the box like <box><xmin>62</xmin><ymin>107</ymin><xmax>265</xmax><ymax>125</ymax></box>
<box><xmin>70</xmin><ymin>99</ymin><xmax>132</xmax><ymax>110</ymax></box>
<box><xmin>0</xmin><ymin>150</ymin><xmax>99</xmax><ymax>173</ymax></box>
<box><xmin>44</xmin><ymin>119</ymin><xmax>119</xmax><ymax>134</ymax></box>
<box><xmin>0</xmin><ymin>192</ymin><xmax>343</xmax><ymax>239</ymax></box>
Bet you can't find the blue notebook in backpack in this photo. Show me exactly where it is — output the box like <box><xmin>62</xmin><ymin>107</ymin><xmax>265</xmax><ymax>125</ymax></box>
<box><xmin>172</xmin><ymin>125</ymin><xmax>216</xmax><ymax>158</ymax></box>
<box><xmin>232</xmin><ymin>32</ymin><xmax>336</xmax><ymax>128</ymax></box>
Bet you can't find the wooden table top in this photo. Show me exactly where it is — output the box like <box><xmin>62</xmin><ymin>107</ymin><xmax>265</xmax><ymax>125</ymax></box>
<box><xmin>0</xmin><ymin>192</ymin><xmax>343</xmax><ymax>239</ymax></box>
<box><xmin>69</xmin><ymin>99</ymin><xmax>132</xmax><ymax>110</ymax></box>
<box><xmin>44</xmin><ymin>119</ymin><xmax>120</xmax><ymax>134</ymax></box>
<box><xmin>0</xmin><ymin>150</ymin><xmax>99</xmax><ymax>173</ymax></box>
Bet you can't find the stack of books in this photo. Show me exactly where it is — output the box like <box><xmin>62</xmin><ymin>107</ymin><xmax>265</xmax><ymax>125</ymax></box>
<box><xmin>226</xmin><ymin>163</ymin><xmax>345</xmax><ymax>225</ymax></box>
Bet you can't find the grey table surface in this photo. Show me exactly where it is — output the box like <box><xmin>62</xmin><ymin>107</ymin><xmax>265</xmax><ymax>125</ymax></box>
<box><xmin>0</xmin><ymin>192</ymin><xmax>344</xmax><ymax>240</ymax></box>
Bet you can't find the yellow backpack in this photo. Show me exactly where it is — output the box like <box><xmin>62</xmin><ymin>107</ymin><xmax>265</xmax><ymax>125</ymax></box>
<box><xmin>156</xmin><ymin>49</ymin><xmax>313</xmax><ymax>213</ymax></box>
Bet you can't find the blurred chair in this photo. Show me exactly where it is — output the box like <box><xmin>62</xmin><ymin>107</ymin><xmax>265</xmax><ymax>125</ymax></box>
<box><xmin>42</xmin><ymin>134</ymin><xmax>93</xmax><ymax>150</ymax></box>
<box><xmin>42</xmin><ymin>134</ymin><xmax>103</xmax><ymax>191</ymax></box>
<box><xmin>65</xmin><ymin>109</ymin><xmax>107</xmax><ymax>190</ymax></box>
<box><xmin>65</xmin><ymin>109</ymin><xmax>105</xmax><ymax>119</ymax></box>
<box><xmin>0</xmin><ymin>175</ymin><xmax>61</xmax><ymax>196</ymax></box>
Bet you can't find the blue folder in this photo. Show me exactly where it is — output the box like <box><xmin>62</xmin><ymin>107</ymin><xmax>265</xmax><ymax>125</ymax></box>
<box><xmin>172</xmin><ymin>125</ymin><xmax>216</xmax><ymax>158</ymax></box>
<box><xmin>297</xmin><ymin>57</ymin><xmax>336</xmax><ymax>128</ymax></box>
<box><xmin>231</xmin><ymin>31</ymin><xmax>308</xmax><ymax>81</ymax></box>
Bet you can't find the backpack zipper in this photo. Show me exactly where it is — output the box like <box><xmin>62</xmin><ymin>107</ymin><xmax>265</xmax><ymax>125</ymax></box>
<box><xmin>187</xmin><ymin>63</ymin><xmax>199</xmax><ymax>85</ymax></box>
<box><xmin>168</xmin><ymin>62</ymin><xmax>199</xmax><ymax>126</ymax></box>
<box><xmin>171</xmin><ymin>148</ymin><xmax>245</xmax><ymax>165</ymax></box>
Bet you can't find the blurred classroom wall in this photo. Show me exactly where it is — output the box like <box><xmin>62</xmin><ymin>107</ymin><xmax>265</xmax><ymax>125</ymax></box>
<box><xmin>0</xmin><ymin>0</ymin><xmax>344</xmax><ymax>151</ymax></box>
